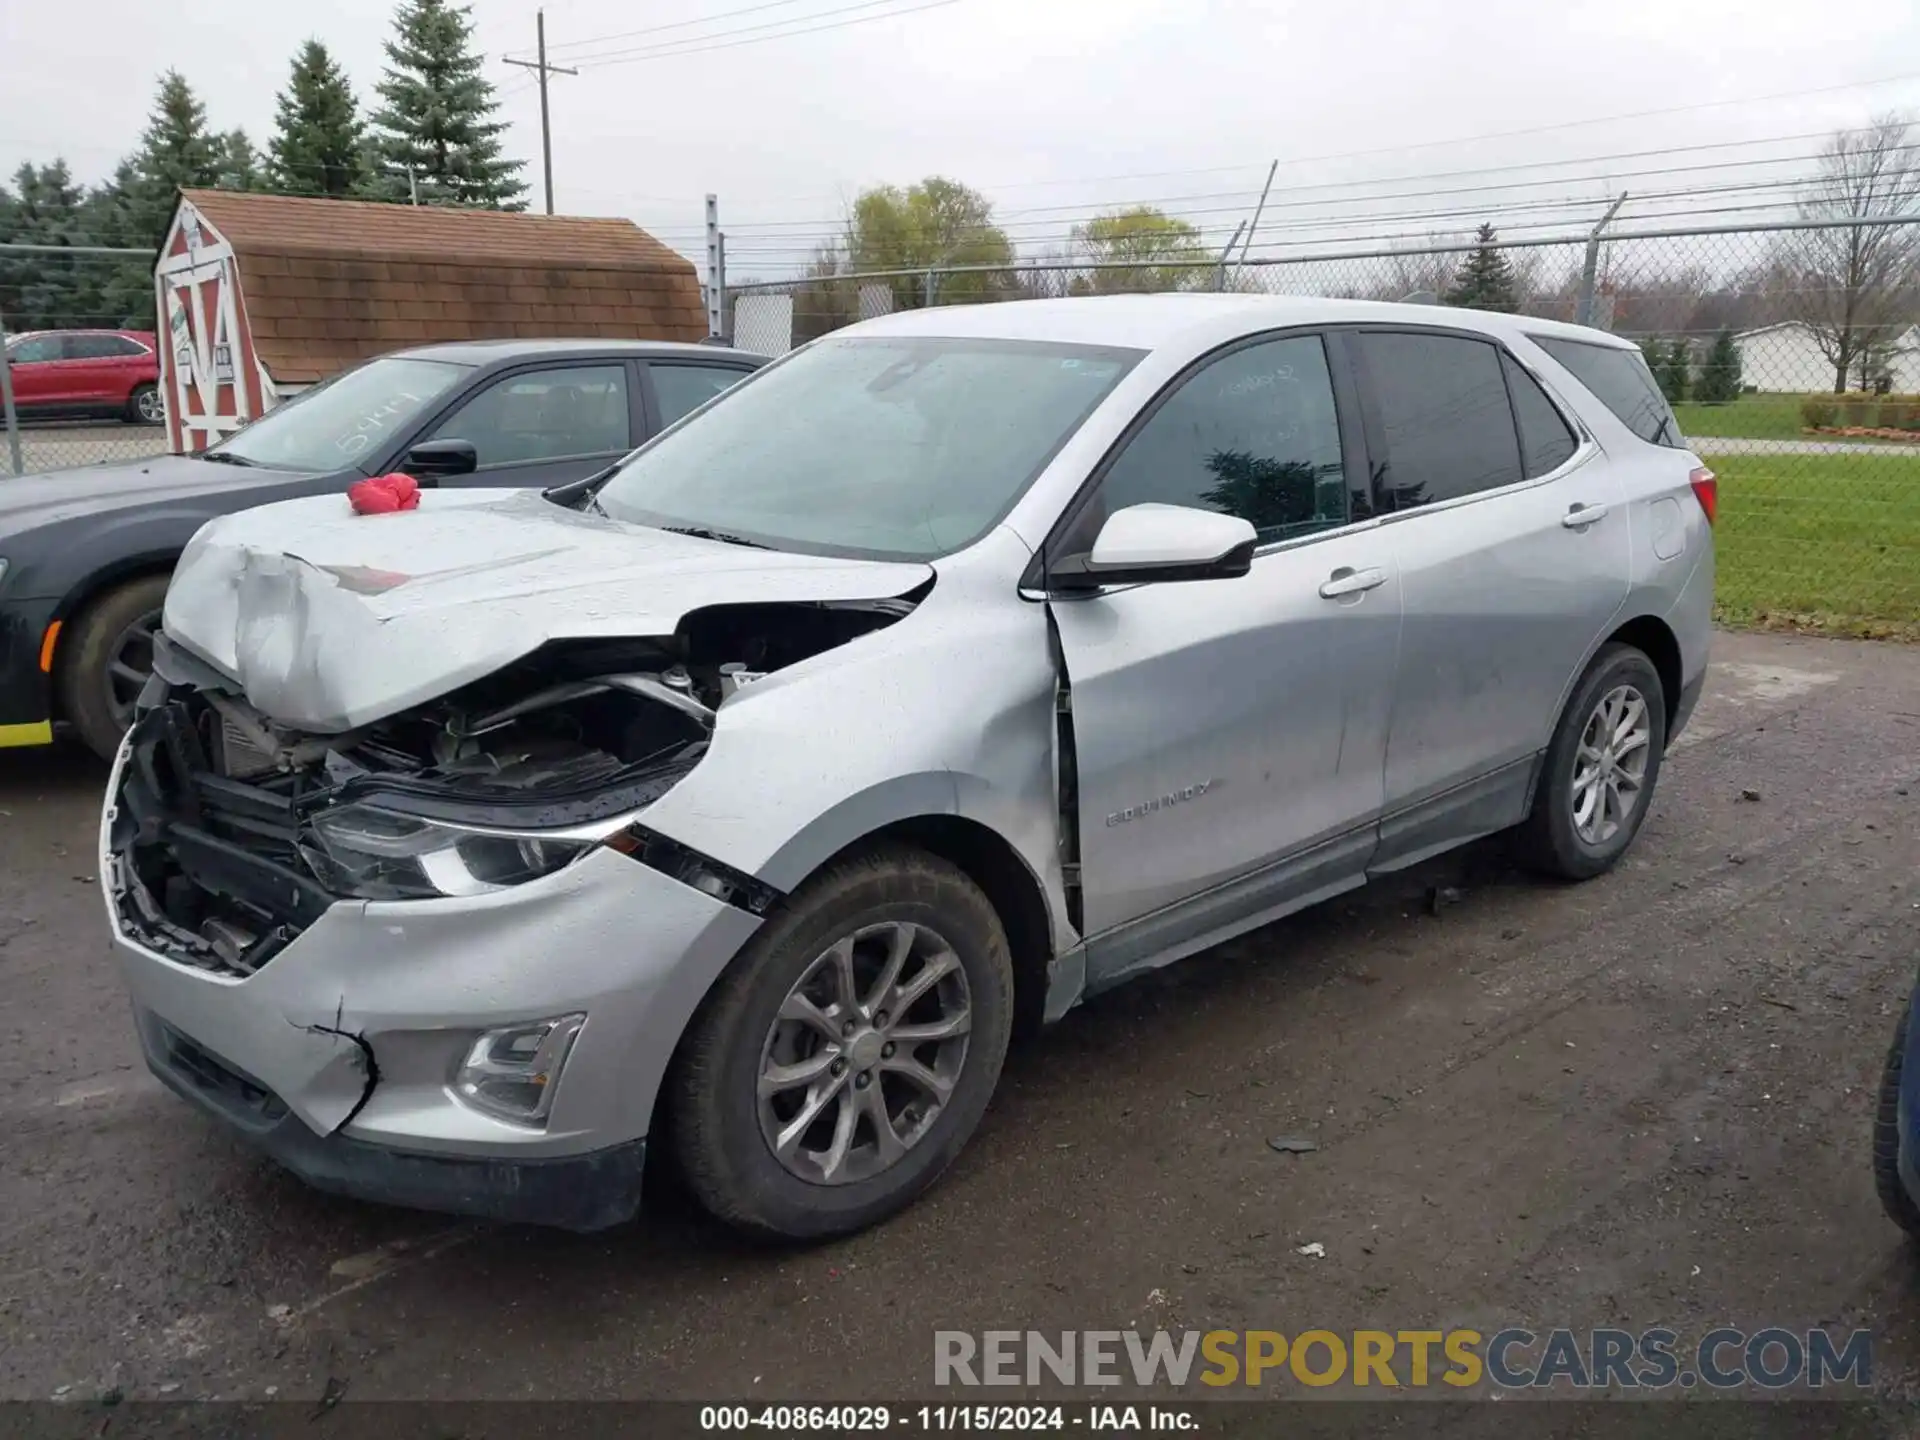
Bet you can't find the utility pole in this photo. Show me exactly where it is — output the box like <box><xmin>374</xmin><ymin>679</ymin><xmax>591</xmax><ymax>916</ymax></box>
<box><xmin>503</xmin><ymin>9</ymin><xmax>577</xmax><ymax>214</ymax></box>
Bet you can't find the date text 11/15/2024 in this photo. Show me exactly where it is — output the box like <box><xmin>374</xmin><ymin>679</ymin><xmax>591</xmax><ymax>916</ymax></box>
<box><xmin>699</xmin><ymin>1407</ymin><xmax>1195</xmax><ymax>1432</ymax></box>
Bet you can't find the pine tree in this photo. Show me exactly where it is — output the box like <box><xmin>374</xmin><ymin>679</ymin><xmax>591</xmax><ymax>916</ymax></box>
<box><xmin>367</xmin><ymin>0</ymin><xmax>526</xmax><ymax>209</ymax></box>
<box><xmin>1444</xmin><ymin>223</ymin><xmax>1519</xmax><ymax>312</ymax></box>
<box><xmin>270</xmin><ymin>40</ymin><xmax>371</xmax><ymax>197</ymax></box>
<box><xmin>1661</xmin><ymin>338</ymin><xmax>1690</xmax><ymax>404</ymax></box>
<box><xmin>131</xmin><ymin>71</ymin><xmax>220</xmax><ymax>222</ymax></box>
<box><xmin>1696</xmin><ymin>327</ymin><xmax>1743</xmax><ymax>404</ymax></box>
<box><xmin>84</xmin><ymin>160</ymin><xmax>157</xmax><ymax>329</ymax></box>
<box><xmin>0</xmin><ymin>160</ymin><xmax>91</xmax><ymax>329</ymax></box>
<box><xmin>212</xmin><ymin>129</ymin><xmax>261</xmax><ymax>192</ymax></box>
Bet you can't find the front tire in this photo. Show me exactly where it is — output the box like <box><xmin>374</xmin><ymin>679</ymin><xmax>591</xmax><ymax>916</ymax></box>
<box><xmin>1521</xmin><ymin>642</ymin><xmax>1666</xmax><ymax>880</ymax></box>
<box><xmin>670</xmin><ymin>845</ymin><xmax>1014</xmax><ymax>1241</ymax></box>
<box><xmin>58</xmin><ymin>575</ymin><xmax>169</xmax><ymax>762</ymax></box>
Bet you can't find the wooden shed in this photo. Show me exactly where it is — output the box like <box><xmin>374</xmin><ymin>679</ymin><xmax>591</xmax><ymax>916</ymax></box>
<box><xmin>153</xmin><ymin>189</ymin><xmax>706</xmax><ymax>453</ymax></box>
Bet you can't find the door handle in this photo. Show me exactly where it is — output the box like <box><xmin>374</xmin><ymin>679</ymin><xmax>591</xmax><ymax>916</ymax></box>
<box><xmin>1562</xmin><ymin>502</ymin><xmax>1609</xmax><ymax>528</ymax></box>
<box><xmin>1318</xmin><ymin>565</ymin><xmax>1388</xmax><ymax>599</ymax></box>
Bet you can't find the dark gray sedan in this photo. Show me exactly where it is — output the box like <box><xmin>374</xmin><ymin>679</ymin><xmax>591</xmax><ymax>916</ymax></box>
<box><xmin>0</xmin><ymin>338</ymin><xmax>765</xmax><ymax>759</ymax></box>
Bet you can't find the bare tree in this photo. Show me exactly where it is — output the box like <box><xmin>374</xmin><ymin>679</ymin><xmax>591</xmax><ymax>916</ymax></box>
<box><xmin>1773</xmin><ymin>112</ymin><xmax>1920</xmax><ymax>392</ymax></box>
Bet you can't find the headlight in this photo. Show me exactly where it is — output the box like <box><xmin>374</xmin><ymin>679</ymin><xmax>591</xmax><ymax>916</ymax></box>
<box><xmin>302</xmin><ymin>802</ymin><xmax>593</xmax><ymax>900</ymax></box>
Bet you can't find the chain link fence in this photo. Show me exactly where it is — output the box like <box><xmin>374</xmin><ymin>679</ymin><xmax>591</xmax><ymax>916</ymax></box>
<box><xmin>729</xmin><ymin>217</ymin><xmax>1920</xmax><ymax>639</ymax></box>
<box><xmin>1</xmin><ymin>244</ymin><xmax>171</xmax><ymax>477</ymax></box>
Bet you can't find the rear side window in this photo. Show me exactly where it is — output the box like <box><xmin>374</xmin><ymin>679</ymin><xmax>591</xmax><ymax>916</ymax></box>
<box><xmin>68</xmin><ymin>334</ymin><xmax>146</xmax><ymax>359</ymax></box>
<box><xmin>1531</xmin><ymin>336</ymin><xmax>1681</xmax><ymax>448</ymax></box>
<box><xmin>1502</xmin><ymin>354</ymin><xmax>1579</xmax><ymax>478</ymax></box>
<box><xmin>1355</xmin><ymin>332</ymin><xmax>1522</xmax><ymax>511</ymax></box>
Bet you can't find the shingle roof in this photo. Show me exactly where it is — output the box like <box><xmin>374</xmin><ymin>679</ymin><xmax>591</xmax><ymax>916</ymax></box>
<box><xmin>174</xmin><ymin>190</ymin><xmax>707</xmax><ymax>384</ymax></box>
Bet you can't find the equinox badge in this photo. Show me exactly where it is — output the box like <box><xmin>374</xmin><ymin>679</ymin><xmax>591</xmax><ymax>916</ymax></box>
<box><xmin>1106</xmin><ymin>779</ymin><xmax>1218</xmax><ymax>828</ymax></box>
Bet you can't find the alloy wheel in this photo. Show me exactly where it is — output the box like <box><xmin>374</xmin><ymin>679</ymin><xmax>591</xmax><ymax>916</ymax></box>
<box><xmin>135</xmin><ymin>388</ymin><xmax>164</xmax><ymax>424</ymax></box>
<box><xmin>1571</xmin><ymin>682</ymin><xmax>1652</xmax><ymax>846</ymax></box>
<box><xmin>757</xmin><ymin>921</ymin><xmax>973</xmax><ymax>1186</ymax></box>
<box><xmin>105</xmin><ymin>609</ymin><xmax>163</xmax><ymax>730</ymax></box>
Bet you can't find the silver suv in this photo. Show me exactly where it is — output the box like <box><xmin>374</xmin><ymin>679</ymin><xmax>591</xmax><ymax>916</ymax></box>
<box><xmin>101</xmin><ymin>296</ymin><xmax>1714</xmax><ymax>1240</ymax></box>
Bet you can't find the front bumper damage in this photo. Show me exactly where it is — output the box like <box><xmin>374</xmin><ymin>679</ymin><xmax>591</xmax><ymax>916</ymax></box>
<box><xmin>102</xmin><ymin>730</ymin><xmax>764</xmax><ymax>1231</ymax></box>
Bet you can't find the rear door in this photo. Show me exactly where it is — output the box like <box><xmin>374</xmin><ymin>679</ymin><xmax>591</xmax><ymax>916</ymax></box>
<box><xmin>413</xmin><ymin>361</ymin><xmax>638</xmax><ymax>487</ymax></box>
<box><xmin>641</xmin><ymin>359</ymin><xmax>758</xmax><ymax>436</ymax></box>
<box><xmin>64</xmin><ymin>334</ymin><xmax>130</xmax><ymax>407</ymax></box>
<box><xmin>1350</xmin><ymin>327</ymin><xmax>1630</xmax><ymax>870</ymax></box>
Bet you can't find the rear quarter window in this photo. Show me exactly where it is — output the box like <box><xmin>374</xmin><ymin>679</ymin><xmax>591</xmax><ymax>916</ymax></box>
<box><xmin>1531</xmin><ymin>335</ymin><xmax>1683</xmax><ymax>449</ymax></box>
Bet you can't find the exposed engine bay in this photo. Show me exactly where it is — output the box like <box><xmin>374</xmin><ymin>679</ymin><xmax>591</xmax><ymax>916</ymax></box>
<box><xmin>108</xmin><ymin>596</ymin><xmax>919</xmax><ymax>978</ymax></box>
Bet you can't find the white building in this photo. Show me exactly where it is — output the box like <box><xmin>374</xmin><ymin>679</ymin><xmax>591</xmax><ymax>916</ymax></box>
<box><xmin>1734</xmin><ymin>320</ymin><xmax>1920</xmax><ymax>394</ymax></box>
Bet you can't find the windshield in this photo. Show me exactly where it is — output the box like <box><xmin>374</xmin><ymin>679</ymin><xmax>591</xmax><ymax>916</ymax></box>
<box><xmin>593</xmin><ymin>335</ymin><xmax>1141</xmax><ymax>559</ymax></box>
<box><xmin>208</xmin><ymin>356</ymin><xmax>469</xmax><ymax>472</ymax></box>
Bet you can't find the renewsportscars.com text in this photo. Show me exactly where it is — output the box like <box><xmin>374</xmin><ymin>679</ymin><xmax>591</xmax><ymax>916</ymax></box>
<box><xmin>933</xmin><ymin>1327</ymin><xmax>1872</xmax><ymax>1390</ymax></box>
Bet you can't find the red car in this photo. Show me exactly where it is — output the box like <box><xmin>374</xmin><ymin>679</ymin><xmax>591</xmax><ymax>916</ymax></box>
<box><xmin>4</xmin><ymin>329</ymin><xmax>163</xmax><ymax>424</ymax></box>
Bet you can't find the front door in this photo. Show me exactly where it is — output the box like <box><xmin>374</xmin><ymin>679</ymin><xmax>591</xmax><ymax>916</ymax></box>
<box><xmin>1348</xmin><ymin>329</ymin><xmax>1631</xmax><ymax>868</ymax></box>
<box><xmin>1046</xmin><ymin>331</ymin><xmax>1402</xmax><ymax>968</ymax></box>
<box><xmin>6</xmin><ymin>333</ymin><xmax>68</xmax><ymax>410</ymax></box>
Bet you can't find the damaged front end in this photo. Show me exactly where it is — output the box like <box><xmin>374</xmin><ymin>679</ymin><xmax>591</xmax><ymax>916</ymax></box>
<box><xmin>108</xmin><ymin>597</ymin><xmax>916</xmax><ymax>979</ymax></box>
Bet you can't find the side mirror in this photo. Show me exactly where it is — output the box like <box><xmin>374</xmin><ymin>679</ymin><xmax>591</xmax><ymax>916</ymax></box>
<box><xmin>1051</xmin><ymin>503</ymin><xmax>1257</xmax><ymax>589</ymax></box>
<box><xmin>402</xmin><ymin>438</ymin><xmax>478</xmax><ymax>483</ymax></box>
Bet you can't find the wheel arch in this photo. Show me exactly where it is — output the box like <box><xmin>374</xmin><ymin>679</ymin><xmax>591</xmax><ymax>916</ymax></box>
<box><xmin>644</xmin><ymin>807</ymin><xmax>1061</xmax><ymax>1184</ymax></box>
<box><xmin>46</xmin><ymin>553</ymin><xmax>179</xmax><ymax>720</ymax></box>
<box><xmin>1604</xmin><ymin>612</ymin><xmax>1684</xmax><ymax>732</ymax></box>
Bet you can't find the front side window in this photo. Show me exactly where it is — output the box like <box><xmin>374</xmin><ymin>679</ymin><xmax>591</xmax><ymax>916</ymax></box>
<box><xmin>594</xmin><ymin>336</ymin><xmax>1140</xmax><ymax>561</ymax></box>
<box><xmin>1356</xmin><ymin>332</ymin><xmax>1522</xmax><ymax>511</ymax></box>
<box><xmin>428</xmin><ymin>364</ymin><xmax>630</xmax><ymax>468</ymax></box>
<box><xmin>651</xmin><ymin>363</ymin><xmax>751</xmax><ymax>427</ymax></box>
<box><xmin>1089</xmin><ymin>334</ymin><xmax>1348</xmax><ymax>546</ymax></box>
<box><xmin>209</xmin><ymin>356</ymin><xmax>468</xmax><ymax>471</ymax></box>
<box><xmin>1531</xmin><ymin>335</ymin><xmax>1682</xmax><ymax>448</ymax></box>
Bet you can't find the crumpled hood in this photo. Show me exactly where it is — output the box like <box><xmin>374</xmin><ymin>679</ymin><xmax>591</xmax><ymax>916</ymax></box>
<box><xmin>163</xmin><ymin>487</ymin><xmax>933</xmax><ymax>732</ymax></box>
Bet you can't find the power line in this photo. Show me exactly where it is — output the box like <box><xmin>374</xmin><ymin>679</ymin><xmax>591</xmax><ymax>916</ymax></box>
<box><xmin>568</xmin><ymin>0</ymin><xmax>967</xmax><ymax>68</ymax></box>
<box><xmin>532</xmin><ymin>0</ymin><xmax>830</xmax><ymax>55</ymax></box>
<box><xmin>585</xmin><ymin>127</ymin><xmax>1902</xmax><ymax>243</ymax></box>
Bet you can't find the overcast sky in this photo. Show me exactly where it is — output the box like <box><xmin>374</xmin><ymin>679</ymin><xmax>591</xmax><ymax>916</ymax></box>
<box><xmin>4</xmin><ymin>0</ymin><xmax>1920</xmax><ymax>276</ymax></box>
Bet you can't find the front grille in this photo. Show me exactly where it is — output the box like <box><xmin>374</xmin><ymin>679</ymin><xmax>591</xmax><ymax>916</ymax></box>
<box><xmin>111</xmin><ymin>698</ymin><xmax>332</xmax><ymax>977</ymax></box>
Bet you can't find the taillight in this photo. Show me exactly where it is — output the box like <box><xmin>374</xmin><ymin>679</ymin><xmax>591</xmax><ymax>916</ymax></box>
<box><xmin>1689</xmin><ymin>466</ymin><xmax>1717</xmax><ymax>525</ymax></box>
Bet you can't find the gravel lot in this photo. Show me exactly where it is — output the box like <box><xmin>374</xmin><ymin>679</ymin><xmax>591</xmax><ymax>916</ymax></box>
<box><xmin>3</xmin><ymin>629</ymin><xmax>1919</xmax><ymax>1412</ymax></box>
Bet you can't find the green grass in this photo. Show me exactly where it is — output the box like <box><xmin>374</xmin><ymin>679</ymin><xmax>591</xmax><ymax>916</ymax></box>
<box><xmin>1672</xmin><ymin>394</ymin><xmax>1812</xmax><ymax>441</ymax></box>
<box><xmin>1675</xmin><ymin>392</ymin><xmax>1920</xmax><ymax>446</ymax></box>
<box><xmin>1712</xmin><ymin>452</ymin><xmax>1920</xmax><ymax>637</ymax></box>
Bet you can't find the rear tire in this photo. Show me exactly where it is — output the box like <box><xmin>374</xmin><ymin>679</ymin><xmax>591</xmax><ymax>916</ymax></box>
<box><xmin>1875</xmin><ymin>1014</ymin><xmax>1920</xmax><ymax>1239</ymax></box>
<box><xmin>127</xmin><ymin>383</ymin><xmax>162</xmax><ymax>425</ymax></box>
<box><xmin>1521</xmin><ymin>643</ymin><xmax>1666</xmax><ymax>881</ymax></box>
<box><xmin>59</xmin><ymin>575</ymin><xmax>170</xmax><ymax>762</ymax></box>
<box><xmin>669</xmin><ymin>844</ymin><xmax>1013</xmax><ymax>1241</ymax></box>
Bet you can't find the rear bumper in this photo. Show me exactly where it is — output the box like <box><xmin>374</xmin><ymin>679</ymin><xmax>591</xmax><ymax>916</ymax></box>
<box><xmin>0</xmin><ymin>596</ymin><xmax>58</xmax><ymax>747</ymax></box>
<box><xmin>133</xmin><ymin>1004</ymin><xmax>649</xmax><ymax>1230</ymax></box>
